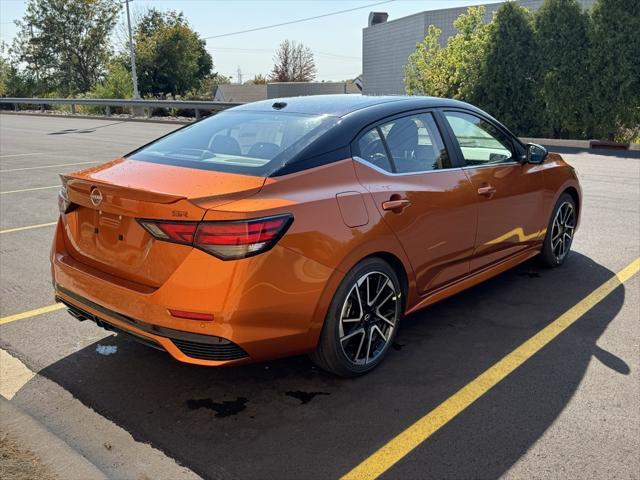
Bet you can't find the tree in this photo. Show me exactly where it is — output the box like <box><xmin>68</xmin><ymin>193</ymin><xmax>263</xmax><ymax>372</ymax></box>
<box><xmin>248</xmin><ymin>74</ymin><xmax>267</xmax><ymax>85</ymax></box>
<box><xmin>89</xmin><ymin>62</ymin><xmax>133</xmax><ymax>99</ymax></box>
<box><xmin>185</xmin><ymin>73</ymin><xmax>232</xmax><ymax>100</ymax></box>
<box><xmin>0</xmin><ymin>57</ymin><xmax>38</xmax><ymax>98</ymax></box>
<box><xmin>12</xmin><ymin>0</ymin><xmax>121</xmax><ymax>94</ymax></box>
<box><xmin>269</xmin><ymin>40</ymin><xmax>316</xmax><ymax>82</ymax></box>
<box><xmin>133</xmin><ymin>9</ymin><xmax>213</xmax><ymax>97</ymax></box>
<box><xmin>535</xmin><ymin>0</ymin><xmax>592</xmax><ymax>138</ymax></box>
<box><xmin>474</xmin><ymin>3</ymin><xmax>540</xmax><ymax>135</ymax></box>
<box><xmin>404</xmin><ymin>25</ymin><xmax>445</xmax><ymax>96</ymax></box>
<box><xmin>589</xmin><ymin>0</ymin><xmax>640</xmax><ymax>140</ymax></box>
<box><xmin>405</xmin><ymin>7</ymin><xmax>489</xmax><ymax>100</ymax></box>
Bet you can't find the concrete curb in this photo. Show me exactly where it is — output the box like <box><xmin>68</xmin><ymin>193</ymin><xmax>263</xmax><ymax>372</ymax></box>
<box><xmin>0</xmin><ymin>396</ymin><xmax>107</xmax><ymax>480</ymax></box>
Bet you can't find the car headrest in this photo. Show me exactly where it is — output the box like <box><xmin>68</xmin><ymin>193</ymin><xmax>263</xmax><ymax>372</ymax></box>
<box><xmin>210</xmin><ymin>135</ymin><xmax>241</xmax><ymax>155</ymax></box>
<box><xmin>247</xmin><ymin>142</ymin><xmax>281</xmax><ymax>159</ymax></box>
<box><xmin>386</xmin><ymin>118</ymin><xmax>418</xmax><ymax>152</ymax></box>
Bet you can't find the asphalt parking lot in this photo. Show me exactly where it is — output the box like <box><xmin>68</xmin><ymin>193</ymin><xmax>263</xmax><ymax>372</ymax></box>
<box><xmin>1</xmin><ymin>113</ymin><xmax>639</xmax><ymax>480</ymax></box>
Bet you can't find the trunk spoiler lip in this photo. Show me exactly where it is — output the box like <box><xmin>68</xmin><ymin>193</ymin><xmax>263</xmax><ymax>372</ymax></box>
<box><xmin>62</xmin><ymin>175</ymin><xmax>186</xmax><ymax>205</ymax></box>
<box><xmin>59</xmin><ymin>156</ymin><xmax>269</xmax><ymax>213</ymax></box>
<box><xmin>60</xmin><ymin>174</ymin><xmax>267</xmax><ymax>208</ymax></box>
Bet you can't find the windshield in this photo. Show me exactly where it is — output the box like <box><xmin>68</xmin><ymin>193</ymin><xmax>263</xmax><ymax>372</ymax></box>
<box><xmin>128</xmin><ymin>110</ymin><xmax>338</xmax><ymax>176</ymax></box>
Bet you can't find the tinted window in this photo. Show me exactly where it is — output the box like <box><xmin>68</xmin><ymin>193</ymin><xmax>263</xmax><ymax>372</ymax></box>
<box><xmin>444</xmin><ymin>111</ymin><xmax>513</xmax><ymax>166</ymax></box>
<box><xmin>356</xmin><ymin>128</ymin><xmax>393</xmax><ymax>172</ymax></box>
<box><xmin>357</xmin><ymin>113</ymin><xmax>450</xmax><ymax>174</ymax></box>
<box><xmin>129</xmin><ymin>111</ymin><xmax>338</xmax><ymax>176</ymax></box>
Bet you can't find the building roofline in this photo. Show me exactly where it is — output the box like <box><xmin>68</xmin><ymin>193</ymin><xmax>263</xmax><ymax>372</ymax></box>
<box><xmin>363</xmin><ymin>0</ymin><xmax>507</xmax><ymax>30</ymax></box>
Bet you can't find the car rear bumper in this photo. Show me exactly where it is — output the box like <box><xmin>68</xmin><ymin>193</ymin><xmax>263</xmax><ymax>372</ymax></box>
<box><xmin>55</xmin><ymin>286</ymin><xmax>251</xmax><ymax>364</ymax></box>
<box><xmin>51</xmin><ymin>218</ymin><xmax>336</xmax><ymax>366</ymax></box>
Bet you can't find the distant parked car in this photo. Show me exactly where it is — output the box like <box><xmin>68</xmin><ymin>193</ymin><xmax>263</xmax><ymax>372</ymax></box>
<box><xmin>52</xmin><ymin>95</ymin><xmax>581</xmax><ymax>376</ymax></box>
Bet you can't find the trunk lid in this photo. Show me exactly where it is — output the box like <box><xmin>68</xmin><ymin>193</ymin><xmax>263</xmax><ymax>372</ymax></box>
<box><xmin>61</xmin><ymin>158</ymin><xmax>265</xmax><ymax>288</ymax></box>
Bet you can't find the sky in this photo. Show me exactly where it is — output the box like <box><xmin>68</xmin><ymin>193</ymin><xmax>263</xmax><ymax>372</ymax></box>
<box><xmin>0</xmin><ymin>0</ymin><xmax>497</xmax><ymax>82</ymax></box>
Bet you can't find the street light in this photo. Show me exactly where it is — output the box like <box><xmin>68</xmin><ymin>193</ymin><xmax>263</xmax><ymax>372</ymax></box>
<box><xmin>124</xmin><ymin>0</ymin><xmax>140</xmax><ymax>99</ymax></box>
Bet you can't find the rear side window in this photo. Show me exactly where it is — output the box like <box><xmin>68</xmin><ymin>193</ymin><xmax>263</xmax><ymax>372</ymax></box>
<box><xmin>356</xmin><ymin>113</ymin><xmax>450</xmax><ymax>174</ymax></box>
<box><xmin>444</xmin><ymin>111</ymin><xmax>514</xmax><ymax>166</ymax></box>
<box><xmin>356</xmin><ymin>129</ymin><xmax>393</xmax><ymax>172</ymax></box>
<box><xmin>129</xmin><ymin>111</ymin><xmax>338</xmax><ymax>176</ymax></box>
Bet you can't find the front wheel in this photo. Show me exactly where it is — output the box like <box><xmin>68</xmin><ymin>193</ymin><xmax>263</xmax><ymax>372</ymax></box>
<box><xmin>310</xmin><ymin>258</ymin><xmax>402</xmax><ymax>377</ymax></box>
<box><xmin>539</xmin><ymin>193</ymin><xmax>577</xmax><ymax>267</ymax></box>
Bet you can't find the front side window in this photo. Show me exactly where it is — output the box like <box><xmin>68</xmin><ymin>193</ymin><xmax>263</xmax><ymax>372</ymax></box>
<box><xmin>129</xmin><ymin>111</ymin><xmax>338</xmax><ymax>176</ymax></box>
<box><xmin>444</xmin><ymin>111</ymin><xmax>514</xmax><ymax>166</ymax></box>
<box><xmin>357</xmin><ymin>113</ymin><xmax>450</xmax><ymax>174</ymax></box>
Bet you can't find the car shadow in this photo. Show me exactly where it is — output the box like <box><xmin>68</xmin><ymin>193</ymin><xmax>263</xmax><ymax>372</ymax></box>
<box><xmin>26</xmin><ymin>252</ymin><xmax>627</xmax><ymax>479</ymax></box>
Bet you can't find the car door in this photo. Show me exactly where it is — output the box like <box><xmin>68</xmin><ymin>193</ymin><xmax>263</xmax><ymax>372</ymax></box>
<box><xmin>441</xmin><ymin>110</ymin><xmax>546</xmax><ymax>272</ymax></box>
<box><xmin>352</xmin><ymin>111</ymin><xmax>478</xmax><ymax>295</ymax></box>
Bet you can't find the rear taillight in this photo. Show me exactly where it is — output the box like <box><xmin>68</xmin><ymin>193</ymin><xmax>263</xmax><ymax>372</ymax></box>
<box><xmin>137</xmin><ymin>214</ymin><xmax>293</xmax><ymax>260</ymax></box>
<box><xmin>139</xmin><ymin>221</ymin><xmax>198</xmax><ymax>244</ymax></box>
<box><xmin>58</xmin><ymin>184</ymin><xmax>76</xmax><ymax>214</ymax></box>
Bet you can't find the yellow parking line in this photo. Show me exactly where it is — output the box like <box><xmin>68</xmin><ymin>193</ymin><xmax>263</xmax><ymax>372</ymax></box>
<box><xmin>341</xmin><ymin>257</ymin><xmax>640</xmax><ymax>480</ymax></box>
<box><xmin>0</xmin><ymin>221</ymin><xmax>57</xmax><ymax>234</ymax></box>
<box><xmin>0</xmin><ymin>303</ymin><xmax>65</xmax><ymax>326</ymax></box>
<box><xmin>0</xmin><ymin>161</ymin><xmax>98</xmax><ymax>173</ymax></box>
<box><xmin>0</xmin><ymin>185</ymin><xmax>59</xmax><ymax>195</ymax></box>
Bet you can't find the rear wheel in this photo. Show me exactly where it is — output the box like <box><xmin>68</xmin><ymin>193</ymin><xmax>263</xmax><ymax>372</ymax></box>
<box><xmin>310</xmin><ymin>258</ymin><xmax>402</xmax><ymax>377</ymax></box>
<box><xmin>540</xmin><ymin>193</ymin><xmax>576</xmax><ymax>267</ymax></box>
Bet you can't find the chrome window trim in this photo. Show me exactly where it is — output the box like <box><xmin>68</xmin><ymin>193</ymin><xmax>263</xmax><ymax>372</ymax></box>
<box><xmin>461</xmin><ymin>161</ymin><xmax>520</xmax><ymax>170</ymax></box>
<box><xmin>353</xmin><ymin>155</ymin><xmax>462</xmax><ymax>177</ymax></box>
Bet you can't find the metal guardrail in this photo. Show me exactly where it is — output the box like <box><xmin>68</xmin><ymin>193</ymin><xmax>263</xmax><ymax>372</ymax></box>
<box><xmin>0</xmin><ymin>97</ymin><xmax>244</xmax><ymax>119</ymax></box>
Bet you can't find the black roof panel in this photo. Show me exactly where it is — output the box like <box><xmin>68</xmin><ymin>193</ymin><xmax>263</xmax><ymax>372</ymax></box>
<box><xmin>230</xmin><ymin>94</ymin><xmax>473</xmax><ymax>117</ymax></box>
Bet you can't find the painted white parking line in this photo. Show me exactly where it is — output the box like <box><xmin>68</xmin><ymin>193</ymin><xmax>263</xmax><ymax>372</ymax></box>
<box><xmin>0</xmin><ymin>152</ymin><xmax>43</xmax><ymax>158</ymax></box>
<box><xmin>0</xmin><ymin>185</ymin><xmax>59</xmax><ymax>195</ymax></box>
<box><xmin>0</xmin><ymin>222</ymin><xmax>58</xmax><ymax>234</ymax></box>
<box><xmin>0</xmin><ymin>350</ymin><xmax>35</xmax><ymax>400</ymax></box>
<box><xmin>0</xmin><ymin>161</ymin><xmax>98</xmax><ymax>173</ymax></box>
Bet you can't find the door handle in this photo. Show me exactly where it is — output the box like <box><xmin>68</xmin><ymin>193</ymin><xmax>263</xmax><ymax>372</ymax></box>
<box><xmin>477</xmin><ymin>185</ymin><xmax>496</xmax><ymax>197</ymax></box>
<box><xmin>382</xmin><ymin>198</ymin><xmax>411</xmax><ymax>212</ymax></box>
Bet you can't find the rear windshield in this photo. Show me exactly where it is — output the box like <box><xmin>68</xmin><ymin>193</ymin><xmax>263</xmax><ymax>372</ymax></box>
<box><xmin>128</xmin><ymin>110</ymin><xmax>338</xmax><ymax>176</ymax></box>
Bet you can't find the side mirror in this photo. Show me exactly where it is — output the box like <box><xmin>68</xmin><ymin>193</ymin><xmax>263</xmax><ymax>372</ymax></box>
<box><xmin>525</xmin><ymin>143</ymin><xmax>548</xmax><ymax>164</ymax></box>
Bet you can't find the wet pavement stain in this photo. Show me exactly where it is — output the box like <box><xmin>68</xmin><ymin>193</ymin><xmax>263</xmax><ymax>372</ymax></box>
<box><xmin>186</xmin><ymin>397</ymin><xmax>248</xmax><ymax>417</ymax></box>
<box><xmin>518</xmin><ymin>270</ymin><xmax>541</xmax><ymax>278</ymax></box>
<box><xmin>285</xmin><ymin>391</ymin><xmax>330</xmax><ymax>404</ymax></box>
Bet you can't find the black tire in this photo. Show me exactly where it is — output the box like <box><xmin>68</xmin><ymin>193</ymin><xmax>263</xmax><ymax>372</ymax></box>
<box><xmin>310</xmin><ymin>257</ymin><xmax>402</xmax><ymax>377</ymax></box>
<box><xmin>539</xmin><ymin>193</ymin><xmax>577</xmax><ymax>268</ymax></box>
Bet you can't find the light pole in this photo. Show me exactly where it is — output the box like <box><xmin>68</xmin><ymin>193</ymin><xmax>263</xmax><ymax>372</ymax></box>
<box><xmin>124</xmin><ymin>0</ymin><xmax>140</xmax><ymax>99</ymax></box>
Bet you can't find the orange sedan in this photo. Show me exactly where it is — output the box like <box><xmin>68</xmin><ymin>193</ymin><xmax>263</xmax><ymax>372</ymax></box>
<box><xmin>52</xmin><ymin>95</ymin><xmax>581</xmax><ymax>376</ymax></box>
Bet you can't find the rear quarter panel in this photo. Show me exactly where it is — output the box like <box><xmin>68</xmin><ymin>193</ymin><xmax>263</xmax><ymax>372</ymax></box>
<box><xmin>207</xmin><ymin>158</ymin><xmax>417</xmax><ymax>339</ymax></box>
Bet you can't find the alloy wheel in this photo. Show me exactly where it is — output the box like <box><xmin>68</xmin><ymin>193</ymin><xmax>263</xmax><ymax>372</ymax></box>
<box><xmin>551</xmin><ymin>201</ymin><xmax>575</xmax><ymax>262</ymax></box>
<box><xmin>338</xmin><ymin>271</ymin><xmax>400</xmax><ymax>365</ymax></box>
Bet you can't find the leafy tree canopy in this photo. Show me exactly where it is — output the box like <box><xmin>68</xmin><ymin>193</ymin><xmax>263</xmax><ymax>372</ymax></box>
<box><xmin>90</xmin><ymin>62</ymin><xmax>133</xmax><ymax>99</ymax></box>
<box><xmin>474</xmin><ymin>2</ymin><xmax>539</xmax><ymax>135</ymax></box>
<box><xmin>12</xmin><ymin>0</ymin><xmax>121</xmax><ymax>95</ymax></box>
<box><xmin>133</xmin><ymin>8</ymin><xmax>213</xmax><ymax>97</ymax></box>
<box><xmin>247</xmin><ymin>74</ymin><xmax>267</xmax><ymax>85</ymax></box>
<box><xmin>589</xmin><ymin>0</ymin><xmax>640</xmax><ymax>140</ymax></box>
<box><xmin>405</xmin><ymin>6</ymin><xmax>489</xmax><ymax>100</ymax></box>
<box><xmin>535</xmin><ymin>0</ymin><xmax>592</xmax><ymax>138</ymax></box>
